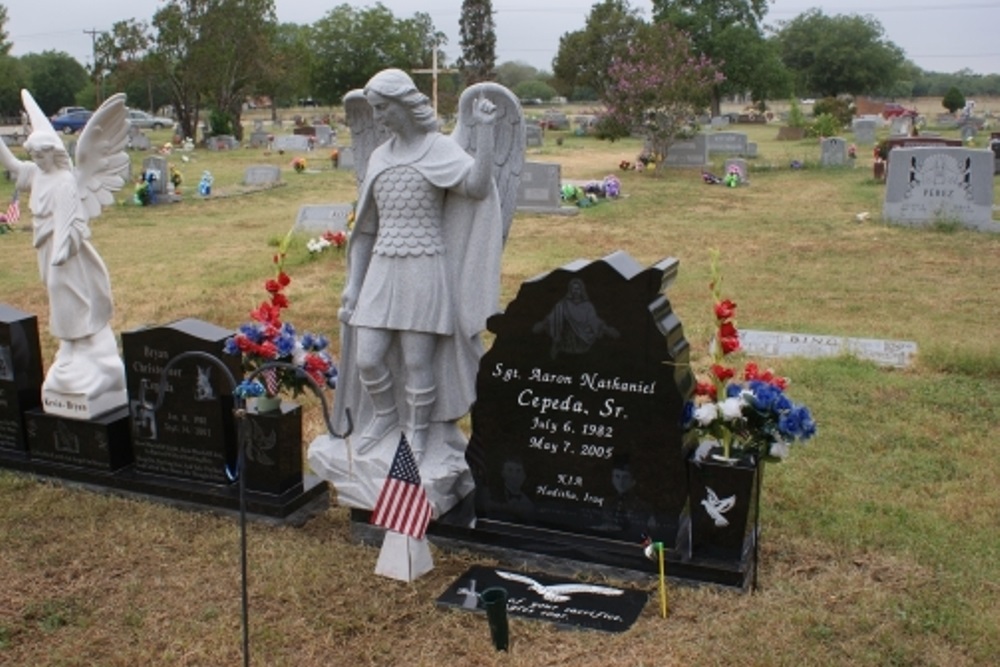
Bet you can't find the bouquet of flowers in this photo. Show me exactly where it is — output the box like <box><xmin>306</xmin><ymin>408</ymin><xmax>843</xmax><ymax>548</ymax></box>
<box><xmin>292</xmin><ymin>156</ymin><xmax>307</xmax><ymax>173</ymax></box>
<box><xmin>306</xmin><ymin>229</ymin><xmax>347</xmax><ymax>255</ymax></box>
<box><xmin>684</xmin><ymin>251</ymin><xmax>816</xmax><ymax>462</ymax></box>
<box><xmin>224</xmin><ymin>232</ymin><xmax>337</xmax><ymax>399</ymax></box>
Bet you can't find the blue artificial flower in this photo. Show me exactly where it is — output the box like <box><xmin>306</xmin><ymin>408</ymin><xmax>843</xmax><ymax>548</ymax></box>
<box><xmin>725</xmin><ymin>382</ymin><xmax>743</xmax><ymax>399</ymax></box>
<box><xmin>239</xmin><ymin>323</ymin><xmax>265</xmax><ymax>344</ymax></box>
<box><xmin>274</xmin><ymin>331</ymin><xmax>296</xmax><ymax>357</ymax></box>
<box><xmin>235</xmin><ymin>379</ymin><xmax>265</xmax><ymax>398</ymax></box>
<box><xmin>315</xmin><ymin>334</ymin><xmax>330</xmax><ymax>350</ymax></box>
<box><xmin>300</xmin><ymin>332</ymin><xmax>316</xmax><ymax>349</ymax></box>
<box><xmin>681</xmin><ymin>400</ymin><xmax>695</xmax><ymax>428</ymax></box>
<box><xmin>223</xmin><ymin>337</ymin><xmax>240</xmax><ymax>355</ymax></box>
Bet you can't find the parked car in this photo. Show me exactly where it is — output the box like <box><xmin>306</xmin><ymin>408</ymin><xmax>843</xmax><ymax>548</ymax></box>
<box><xmin>882</xmin><ymin>103</ymin><xmax>918</xmax><ymax>119</ymax></box>
<box><xmin>50</xmin><ymin>110</ymin><xmax>93</xmax><ymax>134</ymax></box>
<box><xmin>51</xmin><ymin>106</ymin><xmax>89</xmax><ymax>120</ymax></box>
<box><xmin>127</xmin><ymin>109</ymin><xmax>175</xmax><ymax>130</ymax></box>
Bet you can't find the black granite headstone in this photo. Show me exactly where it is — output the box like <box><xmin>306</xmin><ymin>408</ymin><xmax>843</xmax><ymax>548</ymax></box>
<box><xmin>122</xmin><ymin>319</ymin><xmax>242</xmax><ymax>484</ymax></box>
<box><xmin>0</xmin><ymin>304</ymin><xmax>44</xmax><ymax>452</ymax></box>
<box><xmin>468</xmin><ymin>252</ymin><xmax>696</xmax><ymax>555</ymax></box>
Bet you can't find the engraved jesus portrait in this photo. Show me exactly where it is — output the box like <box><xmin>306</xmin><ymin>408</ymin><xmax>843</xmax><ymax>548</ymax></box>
<box><xmin>532</xmin><ymin>278</ymin><xmax>619</xmax><ymax>359</ymax></box>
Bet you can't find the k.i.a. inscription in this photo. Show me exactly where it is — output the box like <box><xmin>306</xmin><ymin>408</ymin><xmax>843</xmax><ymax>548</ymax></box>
<box><xmin>468</xmin><ymin>252</ymin><xmax>696</xmax><ymax>550</ymax></box>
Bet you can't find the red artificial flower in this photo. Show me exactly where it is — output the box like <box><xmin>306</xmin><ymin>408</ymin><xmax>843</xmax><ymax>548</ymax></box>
<box><xmin>277</xmin><ymin>271</ymin><xmax>291</xmax><ymax>287</ymax></box>
<box><xmin>718</xmin><ymin>321</ymin><xmax>741</xmax><ymax>355</ymax></box>
<box><xmin>257</xmin><ymin>341</ymin><xmax>278</xmax><ymax>359</ymax></box>
<box><xmin>695</xmin><ymin>379</ymin><xmax>717</xmax><ymax>399</ymax></box>
<box><xmin>714</xmin><ymin>299</ymin><xmax>737</xmax><ymax>321</ymax></box>
<box><xmin>270</xmin><ymin>293</ymin><xmax>289</xmax><ymax>309</ymax></box>
<box><xmin>711</xmin><ymin>364</ymin><xmax>734</xmax><ymax>382</ymax></box>
<box><xmin>265</xmin><ymin>279</ymin><xmax>281</xmax><ymax>294</ymax></box>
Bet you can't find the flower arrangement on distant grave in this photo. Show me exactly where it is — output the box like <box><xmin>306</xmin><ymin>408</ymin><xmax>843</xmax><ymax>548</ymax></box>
<box><xmin>723</xmin><ymin>164</ymin><xmax>742</xmax><ymax>188</ymax></box>
<box><xmin>306</xmin><ymin>229</ymin><xmax>347</xmax><ymax>255</ymax></box>
<box><xmin>292</xmin><ymin>156</ymin><xmax>307</xmax><ymax>173</ymax></box>
<box><xmin>224</xmin><ymin>231</ymin><xmax>338</xmax><ymax>400</ymax></box>
<box><xmin>198</xmin><ymin>170</ymin><xmax>213</xmax><ymax>196</ymax></box>
<box><xmin>133</xmin><ymin>171</ymin><xmax>156</xmax><ymax>206</ymax></box>
<box><xmin>169</xmin><ymin>164</ymin><xmax>183</xmax><ymax>193</ymax></box>
<box><xmin>560</xmin><ymin>175</ymin><xmax>622</xmax><ymax>207</ymax></box>
<box><xmin>330</xmin><ymin>148</ymin><xmax>339</xmax><ymax>168</ymax></box>
<box><xmin>683</xmin><ymin>250</ymin><xmax>816</xmax><ymax>463</ymax></box>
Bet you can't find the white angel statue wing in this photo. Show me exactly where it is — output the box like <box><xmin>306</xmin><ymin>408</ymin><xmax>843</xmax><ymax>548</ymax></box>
<box><xmin>451</xmin><ymin>83</ymin><xmax>525</xmax><ymax>243</ymax></box>
<box><xmin>73</xmin><ymin>93</ymin><xmax>131</xmax><ymax>222</ymax></box>
<box><xmin>343</xmin><ymin>89</ymin><xmax>392</xmax><ymax>191</ymax></box>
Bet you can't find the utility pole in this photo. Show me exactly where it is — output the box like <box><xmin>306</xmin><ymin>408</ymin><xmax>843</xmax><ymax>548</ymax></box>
<box><xmin>84</xmin><ymin>28</ymin><xmax>102</xmax><ymax>106</ymax></box>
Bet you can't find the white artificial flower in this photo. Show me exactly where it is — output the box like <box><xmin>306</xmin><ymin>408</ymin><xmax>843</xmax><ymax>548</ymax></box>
<box><xmin>694</xmin><ymin>403</ymin><xmax>719</xmax><ymax>426</ymax></box>
<box><xmin>769</xmin><ymin>441</ymin><xmax>790</xmax><ymax>459</ymax></box>
<box><xmin>720</xmin><ymin>396</ymin><xmax>745</xmax><ymax>421</ymax></box>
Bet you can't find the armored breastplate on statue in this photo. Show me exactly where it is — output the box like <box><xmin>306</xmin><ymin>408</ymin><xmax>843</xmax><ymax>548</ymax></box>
<box><xmin>372</xmin><ymin>166</ymin><xmax>446</xmax><ymax>257</ymax></box>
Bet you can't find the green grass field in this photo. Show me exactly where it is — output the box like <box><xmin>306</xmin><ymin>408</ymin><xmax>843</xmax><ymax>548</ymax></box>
<box><xmin>0</xmin><ymin>115</ymin><xmax>998</xmax><ymax>666</ymax></box>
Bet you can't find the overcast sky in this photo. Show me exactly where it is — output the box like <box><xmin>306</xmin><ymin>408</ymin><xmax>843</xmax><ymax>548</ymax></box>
<box><xmin>5</xmin><ymin>0</ymin><xmax>998</xmax><ymax>77</ymax></box>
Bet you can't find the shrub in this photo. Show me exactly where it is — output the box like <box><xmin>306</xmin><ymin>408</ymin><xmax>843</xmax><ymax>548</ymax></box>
<box><xmin>787</xmin><ymin>98</ymin><xmax>806</xmax><ymax>128</ymax></box>
<box><xmin>942</xmin><ymin>87</ymin><xmax>966</xmax><ymax>114</ymax></box>
<box><xmin>813</xmin><ymin>96</ymin><xmax>853</xmax><ymax>127</ymax></box>
<box><xmin>208</xmin><ymin>109</ymin><xmax>234</xmax><ymax>137</ymax></box>
<box><xmin>807</xmin><ymin>113</ymin><xmax>841</xmax><ymax>138</ymax></box>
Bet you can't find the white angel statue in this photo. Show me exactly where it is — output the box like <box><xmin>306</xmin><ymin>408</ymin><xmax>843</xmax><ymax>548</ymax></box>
<box><xmin>321</xmin><ymin>68</ymin><xmax>524</xmax><ymax>490</ymax></box>
<box><xmin>0</xmin><ymin>90</ymin><xmax>130</xmax><ymax>419</ymax></box>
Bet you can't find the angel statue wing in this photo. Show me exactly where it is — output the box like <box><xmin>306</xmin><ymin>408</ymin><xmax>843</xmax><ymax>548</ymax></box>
<box><xmin>343</xmin><ymin>89</ymin><xmax>392</xmax><ymax>191</ymax></box>
<box><xmin>74</xmin><ymin>93</ymin><xmax>131</xmax><ymax>222</ymax></box>
<box><xmin>452</xmin><ymin>83</ymin><xmax>526</xmax><ymax>243</ymax></box>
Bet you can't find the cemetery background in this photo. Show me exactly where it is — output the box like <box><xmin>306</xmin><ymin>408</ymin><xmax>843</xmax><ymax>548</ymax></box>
<box><xmin>0</xmin><ymin>107</ymin><xmax>998</xmax><ymax>665</ymax></box>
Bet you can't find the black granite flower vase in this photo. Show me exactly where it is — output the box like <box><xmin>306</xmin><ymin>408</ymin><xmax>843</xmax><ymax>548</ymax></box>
<box><xmin>686</xmin><ymin>447</ymin><xmax>761</xmax><ymax>564</ymax></box>
<box><xmin>479</xmin><ymin>586</ymin><xmax>509</xmax><ymax>652</ymax></box>
<box><xmin>243</xmin><ymin>400</ymin><xmax>303</xmax><ymax>495</ymax></box>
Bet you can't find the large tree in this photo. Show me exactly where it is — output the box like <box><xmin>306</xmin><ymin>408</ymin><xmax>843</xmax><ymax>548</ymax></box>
<box><xmin>457</xmin><ymin>0</ymin><xmax>496</xmax><ymax>84</ymax></box>
<box><xmin>309</xmin><ymin>4</ymin><xmax>442</xmax><ymax>103</ymax></box>
<box><xmin>775</xmin><ymin>9</ymin><xmax>905</xmax><ymax>98</ymax></box>
<box><xmin>0</xmin><ymin>3</ymin><xmax>26</xmax><ymax>115</ymax></box>
<box><xmin>19</xmin><ymin>51</ymin><xmax>89</xmax><ymax>116</ymax></box>
<box><xmin>94</xmin><ymin>19</ymin><xmax>163</xmax><ymax>110</ymax></box>
<box><xmin>552</xmin><ymin>0</ymin><xmax>645</xmax><ymax>101</ymax></box>
<box><xmin>149</xmin><ymin>0</ymin><xmax>276</xmax><ymax>140</ymax></box>
<box><xmin>255</xmin><ymin>23</ymin><xmax>313</xmax><ymax>114</ymax></box>
<box><xmin>652</xmin><ymin>0</ymin><xmax>776</xmax><ymax>115</ymax></box>
<box><xmin>601</xmin><ymin>22</ymin><xmax>721</xmax><ymax>171</ymax></box>
<box><xmin>0</xmin><ymin>4</ymin><xmax>10</xmax><ymax>56</ymax></box>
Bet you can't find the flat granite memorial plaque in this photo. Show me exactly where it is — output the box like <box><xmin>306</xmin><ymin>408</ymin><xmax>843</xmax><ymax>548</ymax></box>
<box><xmin>293</xmin><ymin>203</ymin><xmax>354</xmax><ymax>233</ymax></box>
<box><xmin>0</xmin><ymin>304</ymin><xmax>44</xmax><ymax>452</ymax></box>
<box><xmin>24</xmin><ymin>406</ymin><xmax>132</xmax><ymax>471</ymax></box>
<box><xmin>243</xmin><ymin>164</ymin><xmax>281</xmax><ymax>186</ymax></box>
<box><xmin>464</xmin><ymin>251</ymin><xmax>696</xmax><ymax>570</ymax></box>
<box><xmin>436</xmin><ymin>565</ymin><xmax>647</xmax><ymax>633</ymax></box>
<box><xmin>122</xmin><ymin>318</ymin><xmax>243</xmax><ymax>484</ymax></box>
<box><xmin>273</xmin><ymin>135</ymin><xmax>311</xmax><ymax>152</ymax></box>
<box><xmin>738</xmin><ymin>329</ymin><xmax>918</xmax><ymax>368</ymax></box>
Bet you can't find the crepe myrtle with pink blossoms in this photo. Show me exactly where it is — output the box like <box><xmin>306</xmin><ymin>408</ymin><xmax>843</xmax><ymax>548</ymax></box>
<box><xmin>600</xmin><ymin>22</ymin><xmax>724</xmax><ymax>173</ymax></box>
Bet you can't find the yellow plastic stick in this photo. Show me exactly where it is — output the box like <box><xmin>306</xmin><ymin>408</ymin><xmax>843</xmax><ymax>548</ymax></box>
<box><xmin>656</xmin><ymin>542</ymin><xmax>668</xmax><ymax>618</ymax></box>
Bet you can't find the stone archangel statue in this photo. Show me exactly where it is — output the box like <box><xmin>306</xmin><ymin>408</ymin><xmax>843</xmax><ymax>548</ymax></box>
<box><xmin>310</xmin><ymin>69</ymin><xmax>525</xmax><ymax>512</ymax></box>
<box><xmin>0</xmin><ymin>90</ymin><xmax>131</xmax><ymax>419</ymax></box>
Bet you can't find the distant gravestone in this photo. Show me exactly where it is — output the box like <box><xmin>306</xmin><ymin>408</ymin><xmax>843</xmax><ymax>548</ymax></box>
<box><xmin>313</xmin><ymin>124</ymin><xmax>334</xmax><ymax>147</ymax></box>
<box><xmin>141</xmin><ymin>155</ymin><xmax>169</xmax><ymax>196</ymax></box>
<box><xmin>960</xmin><ymin>124</ymin><xmax>977</xmax><ymax>143</ymax></box>
<box><xmin>0</xmin><ymin>304</ymin><xmax>43</xmax><ymax>452</ymax></box>
<box><xmin>776</xmin><ymin>127</ymin><xmax>805</xmax><ymax>141</ymax></box>
<box><xmin>274</xmin><ymin>134</ymin><xmax>311</xmax><ymax>152</ymax></box>
<box><xmin>820</xmin><ymin>137</ymin><xmax>848</xmax><ymax>166</ymax></box>
<box><xmin>663</xmin><ymin>134</ymin><xmax>708</xmax><ymax>168</ymax></box>
<box><xmin>525</xmin><ymin>124</ymin><xmax>543</xmax><ymax>147</ymax></box>
<box><xmin>707</xmin><ymin>131</ymin><xmax>749</xmax><ymax>156</ymax></box>
<box><xmin>890</xmin><ymin>116</ymin><xmax>912</xmax><ymax>136</ymax></box>
<box><xmin>122</xmin><ymin>319</ymin><xmax>243</xmax><ymax>484</ymax></box>
<box><xmin>739</xmin><ymin>330</ymin><xmax>918</xmax><ymax>368</ymax></box>
<box><xmin>467</xmin><ymin>252</ymin><xmax>695</xmax><ymax>565</ymax></box>
<box><xmin>710</xmin><ymin>116</ymin><xmax>730</xmax><ymax>130</ymax></box>
<box><xmin>336</xmin><ymin>145</ymin><xmax>355</xmax><ymax>170</ymax></box>
<box><xmin>127</xmin><ymin>125</ymin><xmax>152</xmax><ymax>151</ymax></box>
<box><xmin>294</xmin><ymin>203</ymin><xmax>354</xmax><ymax>233</ymax></box>
<box><xmin>541</xmin><ymin>111</ymin><xmax>569</xmax><ymax>130</ymax></box>
<box><xmin>516</xmin><ymin>161</ymin><xmax>574</xmax><ymax>214</ymax></box>
<box><xmin>883</xmin><ymin>147</ymin><xmax>998</xmax><ymax>231</ymax></box>
<box><xmin>852</xmin><ymin>118</ymin><xmax>877</xmax><ymax>145</ymax></box>
<box><xmin>206</xmin><ymin>135</ymin><xmax>239</xmax><ymax>151</ymax></box>
<box><xmin>243</xmin><ymin>164</ymin><xmax>281</xmax><ymax>186</ymax></box>
<box><xmin>248</xmin><ymin>129</ymin><xmax>270</xmax><ymax>149</ymax></box>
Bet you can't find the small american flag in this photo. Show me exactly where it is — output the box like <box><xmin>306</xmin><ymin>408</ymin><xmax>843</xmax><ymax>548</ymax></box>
<box><xmin>371</xmin><ymin>433</ymin><xmax>432</xmax><ymax>540</ymax></box>
<box><xmin>4</xmin><ymin>191</ymin><xmax>19</xmax><ymax>224</ymax></box>
<box><xmin>261</xmin><ymin>367</ymin><xmax>280</xmax><ymax>397</ymax></box>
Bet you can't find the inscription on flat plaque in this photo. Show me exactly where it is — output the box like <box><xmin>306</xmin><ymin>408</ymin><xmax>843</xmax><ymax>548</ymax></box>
<box><xmin>738</xmin><ymin>329</ymin><xmax>918</xmax><ymax>368</ymax></box>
